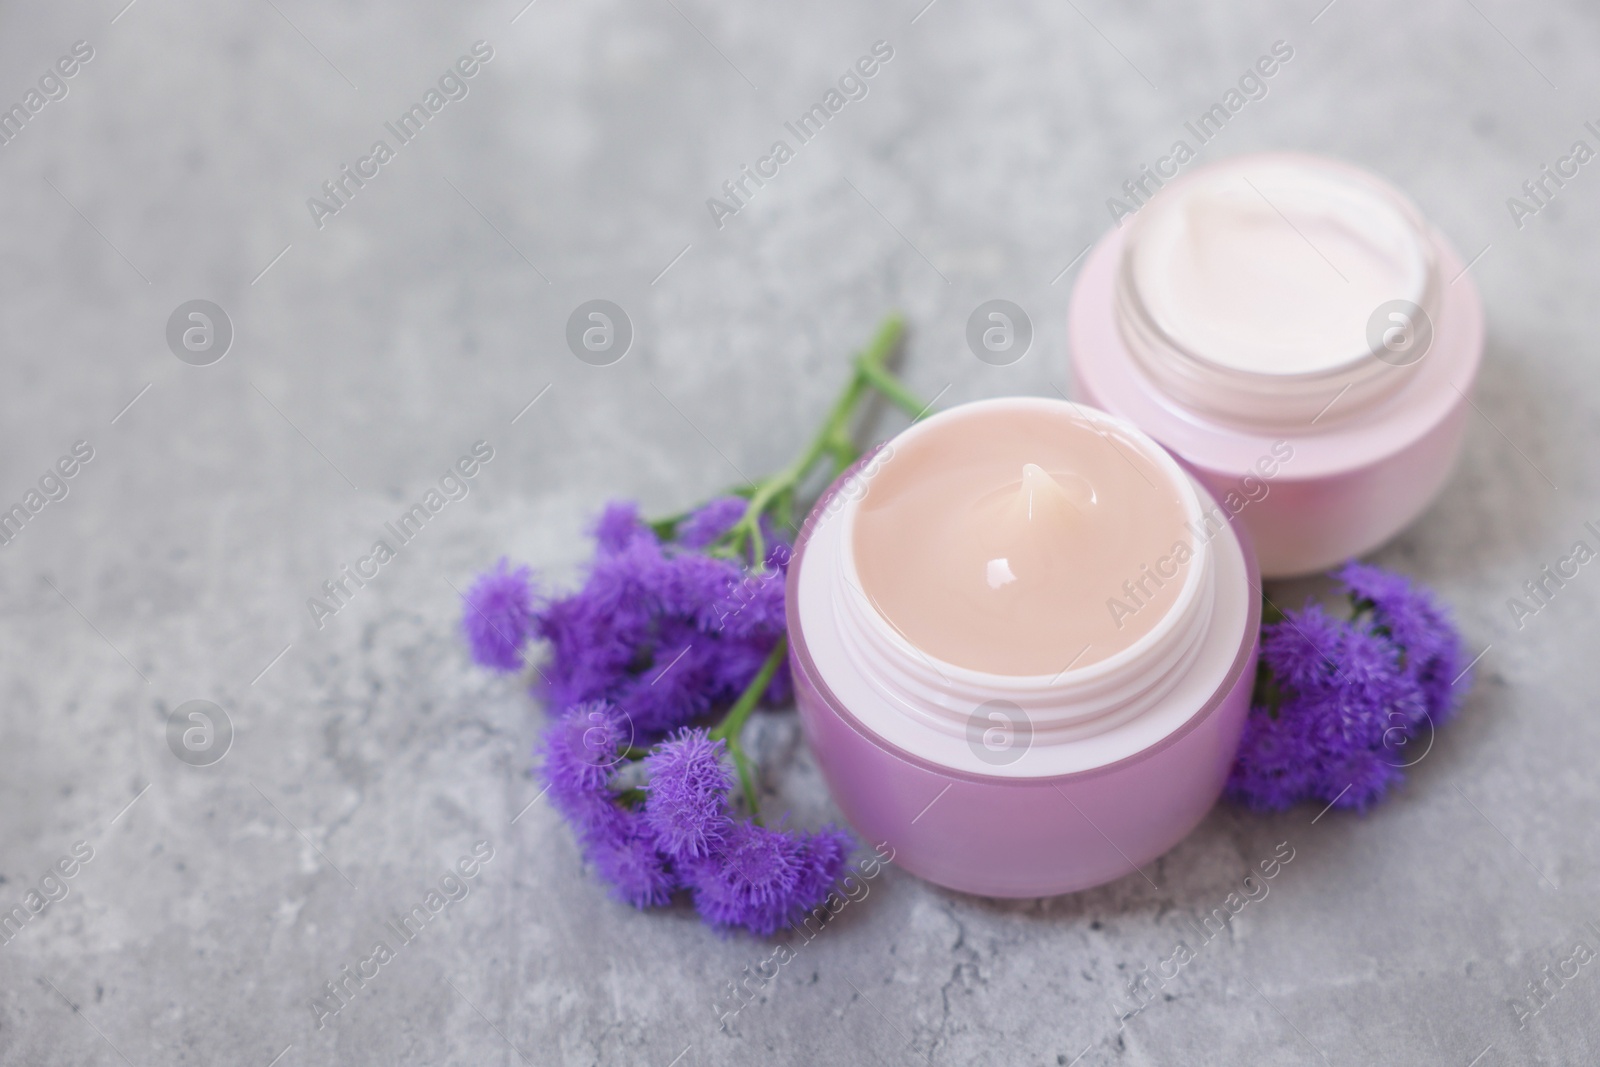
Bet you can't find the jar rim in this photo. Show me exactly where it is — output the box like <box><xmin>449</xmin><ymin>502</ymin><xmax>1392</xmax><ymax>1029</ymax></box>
<box><xmin>1115</xmin><ymin>152</ymin><xmax>1442</xmax><ymax>429</ymax></box>
<box><xmin>832</xmin><ymin>397</ymin><xmax>1218</xmax><ymax>744</ymax></box>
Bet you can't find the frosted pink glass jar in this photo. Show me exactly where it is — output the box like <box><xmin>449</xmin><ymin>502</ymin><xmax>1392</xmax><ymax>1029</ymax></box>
<box><xmin>1069</xmin><ymin>152</ymin><xmax>1485</xmax><ymax>577</ymax></box>
<box><xmin>786</xmin><ymin>399</ymin><xmax>1259</xmax><ymax>898</ymax></box>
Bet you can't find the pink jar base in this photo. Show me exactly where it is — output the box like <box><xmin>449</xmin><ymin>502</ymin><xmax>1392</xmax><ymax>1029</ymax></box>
<box><xmin>1074</xmin><ymin>353</ymin><xmax>1473</xmax><ymax>578</ymax></box>
<box><xmin>786</xmin><ymin>465</ymin><xmax>1262</xmax><ymax>899</ymax></box>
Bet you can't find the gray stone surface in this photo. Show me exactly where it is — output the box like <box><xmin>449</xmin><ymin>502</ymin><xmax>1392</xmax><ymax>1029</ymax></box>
<box><xmin>0</xmin><ymin>0</ymin><xmax>1596</xmax><ymax>1063</ymax></box>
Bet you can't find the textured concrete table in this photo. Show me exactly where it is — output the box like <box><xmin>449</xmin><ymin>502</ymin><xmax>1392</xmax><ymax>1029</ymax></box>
<box><xmin>1</xmin><ymin>0</ymin><xmax>1596</xmax><ymax>1063</ymax></box>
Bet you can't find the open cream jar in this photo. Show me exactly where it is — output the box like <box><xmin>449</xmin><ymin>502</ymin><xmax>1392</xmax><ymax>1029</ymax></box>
<box><xmin>787</xmin><ymin>398</ymin><xmax>1259</xmax><ymax>898</ymax></box>
<box><xmin>1070</xmin><ymin>152</ymin><xmax>1485</xmax><ymax>576</ymax></box>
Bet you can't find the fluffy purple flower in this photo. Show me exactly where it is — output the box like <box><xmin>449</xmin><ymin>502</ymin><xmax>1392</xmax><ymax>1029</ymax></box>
<box><xmin>1227</xmin><ymin>710</ymin><xmax>1316</xmax><ymax>812</ymax></box>
<box><xmin>539</xmin><ymin>701</ymin><xmax>632</xmax><ymax>835</ymax></box>
<box><xmin>532</xmin><ymin>701</ymin><xmax>853</xmax><ymax>933</ymax></box>
<box><xmin>1257</xmin><ymin>604</ymin><xmax>1345</xmax><ymax>694</ymax></box>
<box><xmin>687</xmin><ymin>821</ymin><xmax>800</xmax><ymax>934</ymax></box>
<box><xmin>1228</xmin><ymin>562</ymin><xmax>1470</xmax><ymax>813</ymax></box>
<box><xmin>644</xmin><ymin>729</ymin><xmax>734</xmax><ymax>860</ymax></box>
<box><xmin>468</xmin><ymin>497</ymin><xmax>856</xmax><ymax>934</ymax></box>
<box><xmin>460</xmin><ymin>558</ymin><xmax>537</xmax><ymax>671</ymax></box>
<box><xmin>531</xmin><ymin>498</ymin><xmax>791</xmax><ymax>736</ymax></box>
<box><xmin>1337</xmin><ymin>561</ymin><xmax>1469</xmax><ymax>722</ymax></box>
<box><xmin>535</xmin><ymin>702</ymin><xmax>678</xmax><ymax>908</ymax></box>
<box><xmin>463</xmin><ymin>497</ymin><xmax>790</xmax><ymax>736</ymax></box>
<box><xmin>675</xmin><ymin>495</ymin><xmax>748</xmax><ymax>549</ymax></box>
<box><xmin>1319</xmin><ymin>747</ymin><xmax>1403</xmax><ymax>809</ymax></box>
<box><xmin>789</xmin><ymin>826</ymin><xmax>853</xmax><ymax>909</ymax></box>
<box><xmin>688</xmin><ymin>823</ymin><xmax>853</xmax><ymax>936</ymax></box>
<box><xmin>585</xmin><ymin>805</ymin><xmax>676</xmax><ymax>908</ymax></box>
<box><xmin>594</xmin><ymin>500</ymin><xmax>650</xmax><ymax>556</ymax></box>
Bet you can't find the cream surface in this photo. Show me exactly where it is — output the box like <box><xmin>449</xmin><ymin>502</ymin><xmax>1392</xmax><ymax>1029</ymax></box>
<box><xmin>851</xmin><ymin>405</ymin><xmax>1191</xmax><ymax>676</ymax></box>
<box><xmin>1129</xmin><ymin>156</ymin><xmax>1428</xmax><ymax>377</ymax></box>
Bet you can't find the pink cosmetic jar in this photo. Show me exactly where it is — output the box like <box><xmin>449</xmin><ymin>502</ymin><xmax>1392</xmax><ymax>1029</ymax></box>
<box><xmin>785</xmin><ymin>398</ymin><xmax>1260</xmax><ymax>898</ymax></box>
<box><xmin>1068</xmin><ymin>152</ymin><xmax>1485</xmax><ymax>577</ymax></box>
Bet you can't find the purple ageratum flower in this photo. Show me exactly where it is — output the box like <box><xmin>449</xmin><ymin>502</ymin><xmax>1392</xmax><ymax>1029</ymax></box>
<box><xmin>788</xmin><ymin>825</ymin><xmax>853</xmax><ymax>910</ymax></box>
<box><xmin>1230</xmin><ymin>615</ymin><xmax>1412</xmax><ymax>814</ymax></box>
<box><xmin>469</xmin><ymin>498</ymin><xmax>845</xmax><ymax>932</ymax></box>
<box><xmin>539</xmin><ymin>701</ymin><xmax>633</xmax><ymax>836</ymax></box>
<box><xmin>1257</xmin><ymin>604</ymin><xmax>1346</xmax><ymax>694</ymax></box>
<box><xmin>643</xmin><ymin>729</ymin><xmax>734</xmax><ymax>861</ymax></box>
<box><xmin>461</xmin><ymin>558</ymin><xmax>538</xmax><ymax>671</ymax></box>
<box><xmin>532</xmin><ymin>498</ymin><xmax>792</xmax><ymax>736</ymax></box>
<box><xmin>1318</xmin><ymin>745</ymin><xmax>1404</xmax><ymax>811</ymax></box>
<box><xmin>1336</xmin><ymin>561</ymin><xmax>1469</xmax><ymax>723</ymax></box>
<box><xmin>1226</xmin><ymin>709</ymin><xmax>1316</xmax><ymax>812</ymax></box>
<box><xmin>584</xmin><ymin>804</ymin><xmax>677</xmax><ymax>909</ymax></box>
<box><xmin>1304</xmin><ymin>626</ymin><xmax>1418</xmax><ymax>753</ymax></box>
<box><xmin>687</xmin><ymin>821</ymin><xmax>799</xmax><ymax>935</ymax></box>
<box><xmin>536</xmin><ymin>702</ymin><xmax>678</xmax><ymax>908</ymax></box>
<box><xmin>594</xmin><ymin>500</ymin><xmax>651</xmax><ymax>556</ymax></box>
<box><xmin>687</xmin><ymin>822</ymin><xmax>853</xmax><ymax>936</ymax></box>
<box><xmin>535</xmin><ymin>704</ymin><xmax>853</xmax><ymax>929</ymax></box>
<box><xmin>675</xmin><ymin>495</ymin><xmax>748</xmax><ymax>549</ymax></box>
<box><xmin>1228</xmin><ymin>562</ymin><xmax>1471</xmax><ymax>814</ymax></box>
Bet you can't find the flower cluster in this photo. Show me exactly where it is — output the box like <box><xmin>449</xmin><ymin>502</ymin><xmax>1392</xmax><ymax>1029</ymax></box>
<box><xmin>1227</xmin><ymin>561</ymin><xmax>1472</xmax><ymax>812</ymax></box>
<box><xmin>538</xmin><ymin>498</ymin><xmax>792</xmax><ymax>734</ymax></box>
<box><xmin>534</xmin><ymin>706</ymin><xmax>851</xmax><ymax>932</ymax></box>
<box><xmin>460</xmin><ymin>496</ymin><xmax>850</xmax><ymax>933</ymax></box>
<box><xmin>462</xmin><ymin>497</ymin><xmax>790</xmax><ymax>735</ymax></box>
<box><xmin>458</xmin><ymin>315</ymin><xmax>923</xmax><ymax>934</ymax></box>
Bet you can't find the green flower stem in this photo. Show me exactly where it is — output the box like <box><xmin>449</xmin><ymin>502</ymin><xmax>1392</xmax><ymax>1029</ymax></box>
<box><xmin>638</xmin><ymin>316</ymin><xmax>923</xmax><ymax>820</ymax></box>
<box><xmin>710</xmin><ymin>635</ymin><xmax>787</xmax><ymax>744</ymax></box>
<box><xmin>727</xmin><ymin>745</ymin><xmax>759</xmax><ymax>824</ymax></box>
<box><xmin>856</xmin><ymin>352</ymin><xmax>928</xmax><ymax>421</ymax></box>
<box><xmin>710</xmin><ymin>314</ymin><xmax>915</xmax><ymax>564</ymax></box>
<box><xmin>710</xmin><ymin>635</ymin><xmax>788</xmax><ymax>817</ymax></box>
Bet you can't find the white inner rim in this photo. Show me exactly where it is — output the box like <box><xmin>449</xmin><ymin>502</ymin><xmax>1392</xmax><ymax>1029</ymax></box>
<box><xmin>1116</xmin><ymin>155</ymin><xmax>1441</xmax><ymax>428</ymax></box>
<box><xmin>801</xmin><ymin>399</ymin><xmax>1239</xmax><ymax>775</ymax></box>
<box><xmin>798</xmin><ymin>475</ymin><xmax>1252</xmax><ymax>779</ymax></box>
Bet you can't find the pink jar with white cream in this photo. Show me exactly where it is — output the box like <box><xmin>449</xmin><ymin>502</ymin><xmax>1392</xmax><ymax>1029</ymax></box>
<box><xmin>786</xmin><ymin>398</ymin><xmax>1259</xmax><ymax>898</ymax></box>
<box><xmin>1068</xmin><ymin>152</ymin><xmax>1485</xmax><ymax>577</ymax></box>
